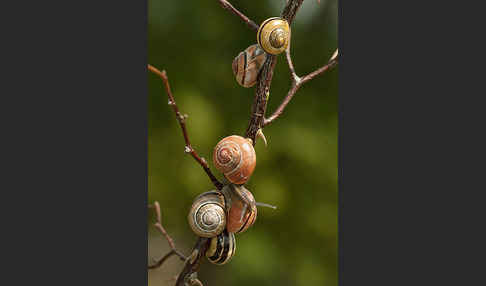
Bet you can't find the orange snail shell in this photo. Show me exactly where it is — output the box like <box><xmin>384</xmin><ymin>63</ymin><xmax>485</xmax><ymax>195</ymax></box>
<box><xmin>213</xmin><ymin>135</ymin><xmax>256</xmax><ymax>185</ymax></box>
<box><xmin>222</xmin><ymin>184</ymin><xmax>257</xmax><ymax>234</ymax></box>
<box><xmin>232</xmin><ymin>44</ymin><xmax>267</xmax><ymax>88</ymax></box>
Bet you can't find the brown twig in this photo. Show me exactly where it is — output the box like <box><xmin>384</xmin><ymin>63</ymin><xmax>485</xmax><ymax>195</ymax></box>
<box><xmin>244</xmin><ymin>0</ymin><xmax>306</xmax><ymax>143</ymax></box>
<box><xmin>218</xmin><ymin>0</ymin><xmax>259</xmax><ymax>31</ymax></box>
<box><xmin>149</xmin><ymin>0</ymin><xmax>335</xmax><ymax>284</ymax></box>
<box><xmin>148</xmin><ymin>64</ymin><xmax>223</xmax><ymax>190</ymax></box>
<box><xmin>175</xmin><ymin>237</ymin><xmax>209</xmax><ymax>286</ymax></box>
<box><xmin>285</xmin><ymin>36</ymin><xmax>300</xmax><ymax>83</ymax></box>
<box><xmin>148</xmin><ymin>202</ymin><xmax>186</xmax><ymax>269</ymax></box>
<box><xmin>264</xmin><ymin>54</ymin><xmax>338</xmax><ymax>126</ymax></box>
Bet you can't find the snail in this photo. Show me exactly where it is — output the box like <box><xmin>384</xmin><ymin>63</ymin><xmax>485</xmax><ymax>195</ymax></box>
<box><xmin>221</xmin><ymin>184</ymin><xmax>257</xmax><ymax>234</ymax></box>
<box><xmin>232</xmin><ymin>44</ymin><xmax>267</xmax><ymax>88</ymax></box>
<box><xmin>206</xmin><ymin>229</ymin><xmax>236</xmax><ymax>265</ymax></box>
<box><xmin>257</xmin><ymin>17</ymin><xmax>290</xmax><ymax>55</ymax></box>
<box><xmin>213</xmin><ymin>135</ymin><xmax>256</xmax><ymax>185</ymax></box>
<box><xmin>188</xmin><ymin>191</ymin><xmax>227</xmax><ymax>238</ymax></box>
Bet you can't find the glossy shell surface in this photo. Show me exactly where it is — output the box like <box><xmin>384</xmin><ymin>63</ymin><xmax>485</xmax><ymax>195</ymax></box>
<box><xmin>188</xmin><ymin>192</ymin><xmax>226</xmax><ymax>238</ymax></box>
<box><xmin>213</xmin><ymin>135</ymin><xmax>256</xmax><ymax>185</ymax></box>
<box><xmin>257</xmin><ymin>17</ymin><xmax>290</xmax><ymax>55</ymax></box>
<box><xmin>232</xmin><ymin>44</ymin><xmax>267</xmax><ymax>88</ymax></box>
<box><xmin>222</xmin><ymin>184</ymin><xmax>258</xmax><ymax>234</ymax></box>
<box><xmin>206</xmin><ymin>229</ymin><xmax>236</xmax><ymax>265</ymax></box>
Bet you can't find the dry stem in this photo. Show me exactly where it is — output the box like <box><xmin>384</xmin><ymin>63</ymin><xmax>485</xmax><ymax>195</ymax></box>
<box><xmin>148</xmin><ymin>64</ymin><xmax>223</xmax><ymax>190</ymax></box>
<box><xmin>148</xmin><ymin>202</ymin><xmax>186</xmax><ymax>269</ymax></box>
<box><xmin>218</xmin><ymin>0</ymin><xmax>259</xmax><ymax>31</ymax></box>
<box><xmin>264</xmin><ymin>52</ymin><xmax>339</xmax><ymax>126</ymax></box>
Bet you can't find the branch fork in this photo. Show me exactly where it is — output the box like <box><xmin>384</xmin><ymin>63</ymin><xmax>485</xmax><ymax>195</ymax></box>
<box><xmin>148</xmin><ymin>1</ymin><xmax>338</xmax><ymax>285</ymax></box>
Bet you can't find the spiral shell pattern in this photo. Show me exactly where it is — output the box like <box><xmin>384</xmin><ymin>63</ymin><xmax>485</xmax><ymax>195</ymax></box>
<box><xmin>188</xmin><ymin>192</ymin><xmax>226</xmax><ymax>238</ymax></box>
<box><xmin>206</xmin><ymin>229</ymin><xmax>236</xmax><ymax>265</ymax></box>
<box><xmin>257</xmin><ymin>17</ymin><xmax>290</xmax><ymax>55</ymax></box>
<box><xmin>232</xmin><ymin>44</ymin><xmax>267</xmax><ymax>88</ymax></box>
<box><xmin>213</xmin><ymin>135</ymin><xmax>256</xmax><ymax>185</ymax></box>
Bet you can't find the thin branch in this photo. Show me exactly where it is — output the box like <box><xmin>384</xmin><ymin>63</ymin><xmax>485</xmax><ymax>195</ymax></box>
<box><xmin>149</xmin><ymin>250</ymin><xmax>179</xmax><ymax>270</ymax></box>
<box><xmin>285</xmin><ymin>37</ymin><xmax>300</xmax><ymax>83</ymax></box>
<box><xmin>264</xmin><ymin>57</ymin><xmax>338</xmax><ymax>126</ymax></box>
<box><xmin>175</xmin><ymin>237</ymin><xmax>209</xmax><ymax>286</ymax></box>
<box><xmin>148</xmin><ymin>202</ymin><xmax>186</xmax><ymax>269</ymax></box>
<box><xmin>148</xmin><ymin>64</ymin><xmax>223</xmax><ymax>190</ymax></box>
<box><xmin>301</xmin><ymin>57</ymin><xmax>338</xmax><ymax>85</ymax></box>
<box><xmin>244</xmin><ymin>0</ymin><xmax>306</xmax><ymax>143</ymax></box>
<box><xmin>218</xmin><ymin>0</ymin><xmax>259</xmax><ymax>32</ymax></box>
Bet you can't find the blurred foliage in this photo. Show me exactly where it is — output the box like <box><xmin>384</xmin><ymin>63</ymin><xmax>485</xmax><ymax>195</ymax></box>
<box><xmin>148</xmin><ymin>0</ymin><xmax>338</xmax><ymax>285</ymax></box>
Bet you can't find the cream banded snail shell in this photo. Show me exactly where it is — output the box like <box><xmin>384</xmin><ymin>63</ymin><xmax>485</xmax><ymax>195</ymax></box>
<box><xmin>188</xmin><ymin>191</ymin><xmax>226</xmax><ymax>238</ymax></box>
<box><xmin>257</xmin><ymin>17</ymin><xmax>290</xmax><ymax>55</ymax></box>
<box><xmin>221</xmin><ymin>184</ymin><xmax>257</xmax><ymax>234</ymax></box>
<box><xmin>213</xmin><ymin>135</ymin><xmax>256</xmax><ymax>185</ymax></box>
<box><xmin>206</xmin><ymin>229</ymin><xmax>236</xmax><ymax>265</ymax></box>
<box><xmin>232</xmin><ymin>44</ymin><xmax>267</xmax><ymax>88</ymax></box>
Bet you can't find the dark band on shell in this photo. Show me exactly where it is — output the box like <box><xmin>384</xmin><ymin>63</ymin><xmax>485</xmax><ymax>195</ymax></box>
<box><xmin>206</xmin><ymin>229</ymin><xmax>236</xmax><ymax>265</ymax></box>
<box><xmin>232</xmin><ymin>44</ymin><xmax>267</xmax><ymax>88</ymax></box>
<box><xmin>188</xmin><ymin>191</ymin><xmax>227</xmax><ymax>238</ymax></box>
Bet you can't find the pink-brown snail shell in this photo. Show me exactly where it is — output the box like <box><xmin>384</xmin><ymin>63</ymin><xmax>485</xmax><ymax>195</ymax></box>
<box><xmin>232</xmin><ymin>44</ymin><xmax>267</xmax><ymax>88</ymax></box>
<box><xmin>213</xmin><ymin>135</ymin><xmax>256</xmax><ymax>185</ymax></box>
<box><xmin>221</xmin><ymin>184</ymin><xmax>257</xmax><ymax>234</ymax></box>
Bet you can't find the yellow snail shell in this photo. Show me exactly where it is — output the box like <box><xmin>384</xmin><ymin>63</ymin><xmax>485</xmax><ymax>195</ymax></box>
<box><xmin>257</xmin><ymin>17</ymin><xmax>290</xmax><ymax>55</ymax></box>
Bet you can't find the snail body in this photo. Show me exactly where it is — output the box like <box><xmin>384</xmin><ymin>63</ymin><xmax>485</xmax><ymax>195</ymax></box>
<box><xmin>213</xmin><ymin>135</ymin><xmax>256</xmax><ymax>185</ymax></box>
<box><xmin>206</xmin><ymin>229</ymin><xmax>236</xmax><ymax>265</ymax></box>
<box><xmin>188</xmin><ymin>191</ymin><xmax>226</xmax><ymax>238</ymax></box>
<box><xmin>257</xmin><ymin>17</ymin><xmax>290</xmax><ymax>55</ymax></box>
<box><xmin>232</xmin><ymin>44</ymin><xmax>267</xmax><ymax>88</ymax></box>
<box><xmin>221</xmin><ymin>184</ymin><xmax>257</xmax><ymax>234</ymax></box>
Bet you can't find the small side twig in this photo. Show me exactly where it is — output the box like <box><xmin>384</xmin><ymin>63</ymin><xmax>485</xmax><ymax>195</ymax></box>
<box><xmin>175</xmin><ymin>237</ymin><xmax>209</xmax><ymax>286</ymax></box>
<box><xmin>148</xmin><ymin>202</ymin><xmax>186</xmax><ymax>269</ymax></box>
<box><xmin>148</xmin><ymin>64</ymin><xmax>223</xmax><ymax>190</ymax></box>
<box><xmin>244</xmin><ymin>0</ymin><xmax>306</xmax><ymax>143</ymax></box>
<box><xmin>218</xmin><ymin>0</ymin><xmax>259</xmax><ymax>32</ymax></box>
<box><xmin>264</xmin><ymin>50</ymin><xmax>338</xmax><ymax>126</ymax></box>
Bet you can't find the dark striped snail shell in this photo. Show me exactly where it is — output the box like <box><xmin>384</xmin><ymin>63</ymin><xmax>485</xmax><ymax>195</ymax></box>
<box><xmin>188</xmin><ymin>191</ymin><xmax>227</xmax><ymax>238</ymax></box>
<box><xmin>257</xmin><ymin>17</ymin><xmax>290</xmax><ymax>55</ymax></box>
<box><xmin>206</xmin><ymin>229</ymin><xmax>236</xmax><ymax>265</ymax></box>
<box><xmin>213</xmin><ymin>135</ymin><xmax>256</xmax><ymax>185</ymax></box>
<box><xmin>221</xmin><ymin>184</ymin><xmax>257</xmax><ymax>234</ymax></box>
<box><xmin>232</xmin><ymin>44</ymin><xmax>267</xmax><ymax>88</ymax></box>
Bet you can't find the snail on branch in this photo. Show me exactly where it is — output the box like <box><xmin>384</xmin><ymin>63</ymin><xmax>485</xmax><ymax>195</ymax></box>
<box><xmin>257</xmin><ymin>17</ymin><xmax>290</xmax><ymax>55</ymax></box>
<box><xmin>213</xmin><ymin>135</ymin><xmax>256</xmax><ymax>185</ymax></box>
<box><xmin>188</xmin><ymin>191</ymin><xmax>226</xmax><ymax>238</ymax></box>
<box><xmin>221</xmin><ymin>184</ymin><xmax>257</xmax><ymax>234</ymax></box>
<box><xmin>206</xmin><ymin>229</ymin><xmax>236</xmax><ymax>265</ymax></box>
<box><xmin>232</xmin><ymin>44</ymin><xmax>267</xmax><ymax>88</ymax></box>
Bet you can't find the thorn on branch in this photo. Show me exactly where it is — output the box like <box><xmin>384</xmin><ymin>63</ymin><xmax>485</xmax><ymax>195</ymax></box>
<box><xmin>184</xmin><ymin>146</ymin><xmax>193</xmax><ymax>153</ymax></box>
<box><xmin>330</xmin><ymin>49</ymin><xmax>338</xmax><ymax>62</ymax></box>
<box><xmin>256</xmin><ymin>129</ymin><xmax>267</xmax><ymax>147</ymax></box>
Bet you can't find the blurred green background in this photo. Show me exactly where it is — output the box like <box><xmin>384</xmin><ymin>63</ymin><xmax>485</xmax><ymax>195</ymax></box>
<box><xmin>148</xmin><ymin>0</ymin><xmax>338</xmax><ymax>285</ymax></box>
